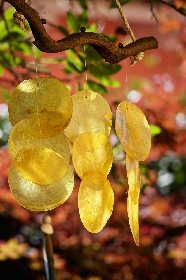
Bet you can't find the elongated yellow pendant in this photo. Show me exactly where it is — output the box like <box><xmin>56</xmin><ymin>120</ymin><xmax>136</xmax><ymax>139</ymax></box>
<box><xmin>115</xmin><ymin>101</ymin><xmax>151</xmax><ymax>245</ymax></box>
<box><xmin>126</xmin><ymin>155</ymin><xmax>141</xmax><ymax>246</ymax></box>
<box><xmin>115</xmin><ymin>101</ymin><xmax>151</xmax><ymax>161</ymax></box>
<box><xmin>78</xmin><ymin>171</ymin><xmax>114</xmax><ymax>233</ymax></box>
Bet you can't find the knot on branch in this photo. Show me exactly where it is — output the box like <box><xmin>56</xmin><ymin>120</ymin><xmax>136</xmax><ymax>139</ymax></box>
<box><xmin>13</xmin><ymin>11</ymin><xmax>26</xmax><ymax>30</ymax></box>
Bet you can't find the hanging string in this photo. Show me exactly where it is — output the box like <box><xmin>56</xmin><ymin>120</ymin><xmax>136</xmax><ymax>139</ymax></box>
<box><xmin>114</xmin><ymin>0</ymin><xmax>136</xmax><ymax>42</ymax></box>
<box><xmin>32</xmin><ymin>45</ymin><xmax>38</xmax><ymax>78</ymax></box>
<box><xmin>114</xmin><ymin>0</ymin><xmax>144</xmax><ymax>65</ymax></box>
<box><xmin>83</xmin><ymin>45</ymin><xmax>88</xmax><ymax>89</ymax></box>
<box><xmin>124</xmin><ymin>59</ymin><xmax>129</xmax><ymax>98</ymax></box>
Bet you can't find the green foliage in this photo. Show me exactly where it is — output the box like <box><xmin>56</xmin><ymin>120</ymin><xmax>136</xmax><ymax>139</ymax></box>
<box><xmin>0</xmin><ymin>7</ymin><xmax>33</xmax><ymax>76</ymax></box>
<box><xmin>63</xmin><ymin>7</ymin><xmax>121</xmax><ymax>93</ymax></box>
<box><xmin>87</xmin><ymin>80</ymin><xmax>107</xmax><ymax>94</ymax></box>
<box><xmin>79</xmin><ymin>0</ymin><xmax>88</xmax><ymax>10</ymax></box>
<box><xmin>66</xmin><ymin>10</ymin><xmax>88</xmax><ymax>33</ymax></box>
<box><xmin>150</xmin><ymin>124</ymin><xmax>162</xmax><ymax>136</ymax></box>
<box><xmin>66</xmin><ymin>12</ymin><xmax>80</xmax><ymax>33</ymax></box>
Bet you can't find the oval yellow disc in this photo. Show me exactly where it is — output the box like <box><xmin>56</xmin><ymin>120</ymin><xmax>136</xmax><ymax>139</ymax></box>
<box><xmin>8</xmin><ymin>77</ymin><xmax>73</xmax><ymax>128</ymax></box>
<box><xmin>14</xmin><ymin>147</ymin><xmax>68</xmax><ymax>185</ymax></box>
<box><xmin>72</xmin><ymin>132</ymin><xmax>113</xmax><ymax>179</ymax></box>
<box><xmin>115</xmin><ymin>101</ymin><xmax>151</xmax><ymax>161</ymax></box>
<box><xmin>64</xmin><ymin>89</ymin><xmax>112</xmax><ymax>142</ymax></box>
<box><xmin>8</xmin><ymin>164</ymin><xmax>74</xmax><ymax>211</ymax></box>
<box><xmin>8</xmin><ymin>114</ymin><xmax>70</xmax><ymax>162</ymax></box>
<box><xmin>78</xmin><ymin>171</ymin><xmax>114</xmax><ymax>233</ymax></box>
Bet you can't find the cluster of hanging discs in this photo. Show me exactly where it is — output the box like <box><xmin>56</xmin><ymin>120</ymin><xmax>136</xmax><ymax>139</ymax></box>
<box><xmin>8</xmin><ymin>77</ymin><xmax>151</xmax><ymax>245</ymax></box>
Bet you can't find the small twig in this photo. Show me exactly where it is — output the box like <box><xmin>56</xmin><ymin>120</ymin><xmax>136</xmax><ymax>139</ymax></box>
<box><xmin>0</xmin><ymin>0</ymin><xmax>5</xmax><ymax>15</ymax></box>
<box><xmin>0</xmin><ymin>0</ymin><xmax>5</xmax><ymax>17</ymax></box>
<box><xmin>150</xmin><ymin>0</ymin><xmax>158</xmax><ymax>23</ymax></box>
<box><xmin>41</xmin><ymin>213</ymin><xmax>56</xmax><ymax>280</ymax></box>
<box><xmin>159</xmin><ymin>0</ymin><xmax>186</xmax><ymax>16</ymax></box>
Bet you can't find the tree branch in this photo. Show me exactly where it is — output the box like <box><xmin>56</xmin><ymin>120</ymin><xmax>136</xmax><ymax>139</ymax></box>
<box><xmin>6</xmin><ymin>0</ymin><xmax>158</xmax><ymax>64</ymax></box>
<box><xmin>159</xmin><ymin>0</ymin><xmax>186</xmax><ymax>16</ymax></box>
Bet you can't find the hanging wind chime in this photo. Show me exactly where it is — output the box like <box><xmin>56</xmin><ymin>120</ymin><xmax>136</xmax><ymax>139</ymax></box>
<box><xmin>5</xmin><ymin>0</ymin><xmax>158</xmax><ymax>278</ymax></box>
<box><xmin>8</xmin><ymin>78</ymin><xmax>151</xmax><ymax>245</ymax></box>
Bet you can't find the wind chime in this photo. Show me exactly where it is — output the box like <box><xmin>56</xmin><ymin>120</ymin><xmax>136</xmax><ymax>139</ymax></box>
<box><xmin>8</xmin><ymin>77</ymin><xmax>151</xmax><ymax>243</ymax></box>
<box><xmin>5</xmin><ymin>0</ymin><xmax>157</xmax><ymax>279</ymax></box>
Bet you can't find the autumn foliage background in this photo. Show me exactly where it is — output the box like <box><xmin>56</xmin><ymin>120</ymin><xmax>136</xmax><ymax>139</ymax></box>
<box><xmin>0</xmin><ymin>0</ymin><xmax>186</xmax><ymax>279</ymax></box>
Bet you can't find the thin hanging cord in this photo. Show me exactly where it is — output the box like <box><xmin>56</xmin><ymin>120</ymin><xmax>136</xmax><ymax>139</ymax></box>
<box><xmin>124</xmin><ymin>59</ymin><xmax>129</xmax><ymax>97</ymax></box>
<box><xmin>83</xmin><ymin>45</ymin><xmax>88</xmax><ymax>88</ymax></box>
<box><xmin>114</xmin><ymin>0</ymin><xmax>144</xmax><ymax>64</ymax></box>
<box><xmin>32</xmin><ymin>45</ymin><xmax>42</xmax><ymax>135</ymax></box>
<box><xmin>32</xmin><ymin>45</ymin><xmax>38</xmax><ymax>78</ymax></box>
<box><xmin>114</xmin><ymin>0</ymin><xmax>136</xmax><ymax>42</ymax></box>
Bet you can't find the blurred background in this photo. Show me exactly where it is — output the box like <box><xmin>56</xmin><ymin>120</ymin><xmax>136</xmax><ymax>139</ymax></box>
<box><xmin>0</xmin><ymin>0</ymin><xmax>186</xmax><ymax>279</ymax></box>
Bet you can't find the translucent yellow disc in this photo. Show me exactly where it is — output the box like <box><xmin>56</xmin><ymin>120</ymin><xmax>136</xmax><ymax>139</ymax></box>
<box><xmin>14</xmin><ymin>147</ymin><xmax>68</xmax><ymax>185</ymax></box>
<box><xmin>126</xmin><ymin>155</ymin><xmax>141</xmax><ymax>246</ymax></box>
<box><xmin>78</xmin><ymin>171</ymin><xmax>114</xmax><ymax>233</ymax></box>
<box><xmin>8</xmin><ymin>114</ymin><xmax>70</xmax><ymax>162</ymax></box>
<box><xmin>72</xmin><ymin>132</ymin><xmax>113</xmax><ymax>179</ymax></box>
<box><xmin>115</xmin><ymin>101</ymin><xmax>151</xmax><ymax>161</ymax></box>
<box><xmin>8</xmin><ymin>77</ymin><xmax>73</xmax><ymax>128</ymax></box>
<box><xmin>8</xmin><ymin>164</ymin><xmax>74</xmax><ymax>211</ymax></box>
<box><xmin>64</xmin><ymin>89</ymin><xmax>112</xmax><ymax>142</ymax></box>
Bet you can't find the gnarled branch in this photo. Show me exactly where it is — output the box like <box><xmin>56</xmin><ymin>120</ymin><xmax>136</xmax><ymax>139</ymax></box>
<box><xmin>6</xmin><ymin>0</ymin><xmax>158</xmax><ymax>64</ymax></box>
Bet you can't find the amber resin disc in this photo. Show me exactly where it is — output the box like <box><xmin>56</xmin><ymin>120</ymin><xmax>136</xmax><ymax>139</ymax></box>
<box><xmin>14</xmin><ymin>147</ymin><xmax>69</xmax><ymax>185</ymax></box>
<box><xmin>8</xmin><ymin>114</ymin><xmax>70</xmax><ymax>162</ymax></box>
<box><xmin>115</xmin><ymin>101</ymin><xmax>151</xmax><ymax>161</ymax></box>
<box><xmin>72</xmin><ymin>132</ymin><xmax>113</xmax><ymax>179</ymax></box>
<box><xmin>8</xmin><ymin>77</ymin><xmax>73</xmax><ymax>128</ymax></box>
<box><xmin>8</xmin><ymin>164</ymin><xmax>74</xmax><ymax>211</ymax></box>
<box><xmin>78</xmin><ymin>171</ymin><xmax>114</xmax><ymax>233</ymax></box>
<box><xmin>64</xmin><ymin>89</ymin><xmax>112</xmax><ymax>142</ymax></box>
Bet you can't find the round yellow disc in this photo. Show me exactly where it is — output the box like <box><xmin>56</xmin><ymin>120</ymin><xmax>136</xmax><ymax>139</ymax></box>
<box><xmin>8</xmin><ymin>77</ymin><xmax>73</xmax><ymax>128</ymax></box>
<box><xmin>78</xmin><ymin>171</ymin><xmax>114</xmax><ymax>233</ymax></box>
<box><xmin>8</xmin><ymin>114</ymin><xmax>70</xmax><ymax>162</ymax></box>
<box><xmin>8</xmin><ymin>164</ymin><xmax>74</xmax><ymax>211</ymax></box>
<box><xmin>14</xmin><ymin>147</ymin><xmax>68</xmax><ymax>185</ymax></box>
<box><xmin>72</xmin><ymin>132</ymin><xmax>113</xmax><ymax>179</ymax></box>
<box><xmin>115</xmin><ymin>101</ymin><xmax>151</xmax><ymax>161</ymax></box>
<box><xmin>64</xmin><ymin>89</ymin><xmax>112</xmax><ymax>142</ymax></box>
